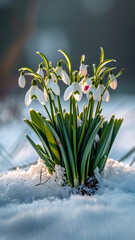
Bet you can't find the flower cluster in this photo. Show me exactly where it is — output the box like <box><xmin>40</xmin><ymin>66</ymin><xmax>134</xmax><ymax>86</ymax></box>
<box><xmin>18</xmin><ymin>48</ymin><xmax>124</xmax><ymax>188</ymax></box>
<box><xmin>18</xmin><ymin>50</ymin><xmax>120</xmax><ymax>108</ymax></box>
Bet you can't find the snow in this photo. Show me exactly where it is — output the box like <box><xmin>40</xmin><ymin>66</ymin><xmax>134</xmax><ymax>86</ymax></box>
<box><xmin>0</xmin><ymin>159</ymin><xmax>135</xmax><ymax>240</ymax></box>
<box><xmin>0</xmin><ymin>94</ymin><xmax>135</xmax><ymax>239</ymax></box>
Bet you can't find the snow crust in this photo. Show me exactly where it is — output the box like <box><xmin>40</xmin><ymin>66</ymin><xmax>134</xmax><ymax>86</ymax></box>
<box><xmin>0</xmin><ymin>158</ymin><xmax>135</xmax><ymax>240</ymax></box>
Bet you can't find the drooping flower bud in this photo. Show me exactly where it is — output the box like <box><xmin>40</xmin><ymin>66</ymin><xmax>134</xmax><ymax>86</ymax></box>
<box><xmin>80</xmin><ymin>64</ymin><xmax>88</xmax><ymax>77</ymax></box>
<box><xmin>37</xmin><ymin>64</ymin><xmax>44</xmax><ymax>79</ymax></box>
<box><xmin>109</xmin><ymin>74</ymin><xmax>117</xmax><ymax>90</ymax></box>
<box><xmin>18</xmin><ymin>72</ymin><xmax>26</xmax><ymax>88</ymax></box>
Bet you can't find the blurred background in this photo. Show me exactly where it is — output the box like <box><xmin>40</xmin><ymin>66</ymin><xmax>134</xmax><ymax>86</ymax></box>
<box><xmin>0</xmin><ymin>0</ymin><xmax>135</xmax><ymax>171</ymax></box>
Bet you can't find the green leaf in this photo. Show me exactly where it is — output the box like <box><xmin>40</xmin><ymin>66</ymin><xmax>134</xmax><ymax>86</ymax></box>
<box><xmin>100</xmin><ymin>47</ymin><xmax>104</xmax><ymax>63</ymax></box>
<box><xmin>24</xmin><ymin>119</ymin><xmax>52</xmax><ymax>161</ymax></box>
<box><xmin>26</xmin><ymin>134</ymin><xmax>54</xmax><ymax>173</ymax></box>
<box><xmin>80</xmin><ymin>114</ymin><xmax>101</xmax><ymax>159</ymax></box>
<box><xmin>58</xmin><ymin>50</ymin><xmax>72</xmax><ymax>75</ymax></box>
<box><xmin>40</xmin><ymin>116</ymin><xmax>72</xmax><ymax>185</ymax></box>
<box><xmin>36</xmin><ymin>52</ymin><xmax>50</xmax><ymax>75</ymax></box>
<box><xmin>25</xmin><ymin>72</ymin><xmax>43</xmax><ymax>82</ymax></box>
<box><xmin>30</xmin><ymin>109</ymin><xmax>61</xmax><ymax>165</ymax></box>
<box><xmin>98</xmin><ymin>155</ymin><xmax>108</xmax><ymax>172</ymax></box>
<box><xmin>56</xmin><ymin>113</ymin><xmax>78</xmax><ymax>182</ymax></box>
<box><xmin>96</xmin><ymin>59</ymin><xmax>116</xmax><ymax>75</ymax></box>
<box><xmin>110</xmin><ymin>118</ymin><xmax>123</xmax><ymax>149</ymax></box>
<box><xmin>93</xmin><ymin>116</ymin><xmax>114</xmax><ymax>170</ymax></box>
<box><xmin>81</xmin><ymin>118</ymin><xmax>104</xmax><ymax>183</ymax></box>
<box><xmin>18</xmin><ymin>67</ymin><xmax>33</xmax><ymax>72</ymax></box>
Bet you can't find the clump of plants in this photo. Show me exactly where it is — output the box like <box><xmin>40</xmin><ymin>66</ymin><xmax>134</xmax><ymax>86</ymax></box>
<box><xmin>18</xmin><ymin>48</ymin><xmax>124</xmax><ymax>188</ymax></box>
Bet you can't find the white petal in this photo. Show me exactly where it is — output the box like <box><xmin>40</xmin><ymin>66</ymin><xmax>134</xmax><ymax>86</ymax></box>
<box><xmin>35</xmin><ymin>86</ymin><xmax>46</xmax><ymax>105</ymax></box>
<box><xmin>103</xmin><ymin>89</ymin><xmax>110</xmax><ymax>102</ymax></box>
<box><xmin>63</xmin><ymin>85</ymin><xmax>73</xmax><ymax>101</ymax></box>
<box><xmin>18</xmin><ymin>75</ymin><xmax>26</xmax><ymax>88</ymax></box>
<box><xmin>110</xmin><ymin>79</ymin><xmax>117</xmax><ymax>90</ymax></box>
<box><xmin>25</xmin><ymin>88</ymin><xmax>32</xmax><ymax>106</ymax></box>
<box><xmin>55</xmin><ymin>66</ymin><xmax>62</xmax><ymax>77</ymax></box>
<box><xmin>95</xmin><ymin>87</ymin><xmax>102</xmax><ymax>101</ymax></box>
<box><xmin>37</xmin><ymin>68</ymin><xmax>44</xmax><ymax>79</ymax></box>
<box><xmin>86</xmin><ymin>78</ymin><xmax>92</xmax><ymax>86</ymax></box>
<box><xmin>73</xmin><ymin>82</ymin><xmax>83</xmax><ymax>101</ymax></box>
<box><xmin>86</xmin><ymin>86</ymin><xmax>92</xmax><ymax>100</ymax></box>
<box><xmin>44</xmin><ymin>88</ymin><xmax>49</xmax><ymax>102</ymax></box>
<box><xmin>50</xmin><ymin>80</ymin><xmax>60</xmax><ymax>96</ymax></box>
<box><xmin>61</xmin><ymin>70</ymin><xmax>70</xmax><ymax>85</ymax></box>
<box><xmin>51</xmin><ymin>73</ymin><xmax>57</xmax><ymax>82</ymax></box>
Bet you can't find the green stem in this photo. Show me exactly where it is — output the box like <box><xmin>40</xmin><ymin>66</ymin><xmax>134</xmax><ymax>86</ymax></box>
<box><xmin>77</xmin><ymin>98</ymin><xmax>91</xmax><ymax>154</ymax></box>
<box><xmin>89</xmin><ymin>97</ymin><xmax>94</xmax><ymax>124</ymax></box>
<box><xmin>43</xmin><ymin>105</ymin><xmax>52</xmax><ymax>121</ymax></box>
<box><xmin>57</xmin><ymin>96</ymin><xmax>63</xmax><ymax>115</ymax></box>
<box><xmin>49</xmin><ymin>95</ymin><xmax>55</xmax><ymax>126</ymax></box>
<box><xmin>95</xmin><ymin>100</ymin><xmax>102</xmax><ymax>116</ymax></box>
<box><xmin>72</xmin><ymin>97</ymin><xmax>78</xmax><ymax>186</ymax></box>
<box><xmin>52</xmin><ymin>100</ymin><xmax>58</xmax><ymax>113</ymax></box>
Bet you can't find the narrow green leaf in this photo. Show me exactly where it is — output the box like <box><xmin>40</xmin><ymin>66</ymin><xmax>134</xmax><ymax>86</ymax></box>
<box><xmin>96</xmin><ymin>59</ymin><xmax>116</xmax><ymax>75</ymax></box>
<box><xmin>98</xmin><ymin>155</ymin><xmax>107</xmax><ymax>172</ymax></box>
<box><xmin>58</xmin><ymin>50</ymin><xmax>72</xmax><ymax>75</ymax></box>
<box><xmin>40</xmin><ymin>116</ymin><xmax>72</xmax><ymax>185</ymax></box>
<box><xmin>93</xmin><ymin>116</ymin><xmax>114</xmax><ymax>170</ymax></box>
<box><xmin>18</xmin><ymin>67</ymin><xmax>33</xmax><ymax>72</ymax></box>
<box><xmin>26</xmin><ymin>134</ymin><xmax>54</xmax><ymax>173</ymax></box>
<box><xmin>100</xmin><ymin>47</ymin><xmax>104</xmax><ymax>63</ymax></box>
<box><xmin>30</xmin><ymin>109</ymin><xmax>61</xmax><ymax>165</ymax></box>
<box><xmin>36</xmin><ymin>52</ymin><xmax>50</xmax><ymax>75</ymax></box>
<box><xmin>81</xmin><ymin>118</ymin><xmax>104</xmax><ymax>183</ymax></box>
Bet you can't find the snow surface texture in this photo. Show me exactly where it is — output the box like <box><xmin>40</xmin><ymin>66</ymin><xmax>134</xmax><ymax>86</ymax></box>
<box><xmin>0</xmin><ymin>159</ymin><xmax>135</xmax><ymax>240</ymax></box>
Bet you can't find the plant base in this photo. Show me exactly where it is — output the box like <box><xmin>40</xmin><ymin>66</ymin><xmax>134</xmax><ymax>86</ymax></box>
<box><xmin>76</xmin><ymin>174</ymin><xmax>99</xmax><ymax>196</ymax></box>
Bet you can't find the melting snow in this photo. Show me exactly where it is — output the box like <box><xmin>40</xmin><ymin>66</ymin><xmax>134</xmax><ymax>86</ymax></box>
<box><xmin>0</xmin><ymin>159</ymin><xmax>135</xmax><ymax>240</ymax></box>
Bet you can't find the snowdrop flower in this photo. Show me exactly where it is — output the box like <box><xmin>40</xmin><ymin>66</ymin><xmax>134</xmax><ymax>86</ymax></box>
<box><xmin>50</xmin><ymin>72</ymin><xmax>57</xmax><ymax>82</ymax></box>
<box><xmin>98</xmin><ymin>84</ymin><xmax>110</xmax><ymax>102</ymax></box>
<box><xmin>79</xmin><ymin>77</ymin><xmax>92</xmax><ymax>93</ymax></box>
<box><xmin>46</xmin><ymin>75</ymin><xmax>60</xmax><ymax>100</ymax></box>
<box><xmin>55</xmin><ymin>64</ymin><xmax>70</xmax><ymax>85</ymax></box>
<box><xmin>109</xmin><ymin>74</ymin><xmax>117</xmax><ymax>90</ymax></box>
<box><xmin>18</xmin><ymin>72</ymin><xmax>26</xmax><ymax>88</ymax></box>
<box><xmin>80</xmin><ymin>63</ymin><xmax>88</xmax><ymax>77</ymax></box>
<box><xmin>37</xmin><ymin>64</ymin><xmax>44</xmax><ymax>79</ymax></box>
<box><xmin>86</xmin><ymin>83</ymin><xmax>101</xmax><ymax>101</ymax></box>
<box><xmin>64</xmin><ymin>82</ymin><xmax>82</xmax><ymax>101</ymax></box>
<box><xmin>25</xmin><ymin>80</ymin><xmax>46</xmax><ymax>106</ymax></box>
<box><xmin>77</xmin><ymin>117</ymin><xmax>82</xmax><ymax>128</ymax></box>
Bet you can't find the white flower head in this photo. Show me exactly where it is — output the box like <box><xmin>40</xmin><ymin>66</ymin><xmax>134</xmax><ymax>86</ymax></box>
<box><xmin>80</xmin><ymin>63</ymin><xmax>88</xmax><ymax>77</ymax></box>
<box><xmin>55</xmin><ymin>65</ymin><xmax>62</xmax><ymax>78</ymax></box>
<box><xmin>18</xmin><ymin>73</ymin><xmax>26</xmax><ymax>88</ymax></box>
<box><xmin>46</xmin><ymin>75</ymin><xmax>60</xmax><ymax>100</ymax></box>
<box><xmin>86</xmin><ymin>83</ymin><xmax>101</xmax><ymax>101</ymax></box>
<box><xmin>79</xmin><ymin>77</ymin><xmax>92</xmax><ymax>94</ymax></box>
<box><xmin>64</xmin><ymin>82</ymin><xmax>82</xmax><ymax>101</ymax></box>
<box><xmin>25</xmin><ymin>80</ymin><xmax>46</xmax><ymax>106</ymax></box>
<box><xmin>109</xmin><ymin>74</ymin><xmax>117</xmax><ymax>90</ymax></box>
<box><xmin>37</xmin><ymin>64</ymin><xmax>44</xmax><ymax>79</ymax></box>
<box><xmin>55</xmin><ymin>62</ymin><xmax>70</xmax><ymax>85</ymax></box>
<box><xmin>99</xmin><ymin>84</ymin><xmax>110</xmax><ymax>102</ymax></box>
<box><xmin>50</xmin><ymin>72</ymin><xmax>57</xmax><ymax>82</ymax></box>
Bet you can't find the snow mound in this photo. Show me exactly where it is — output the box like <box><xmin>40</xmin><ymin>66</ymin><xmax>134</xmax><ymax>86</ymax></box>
<box><xmin>0</xmin><ymin>159</ymin><xmax>135</xmax><ymax>240</ymax></box>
